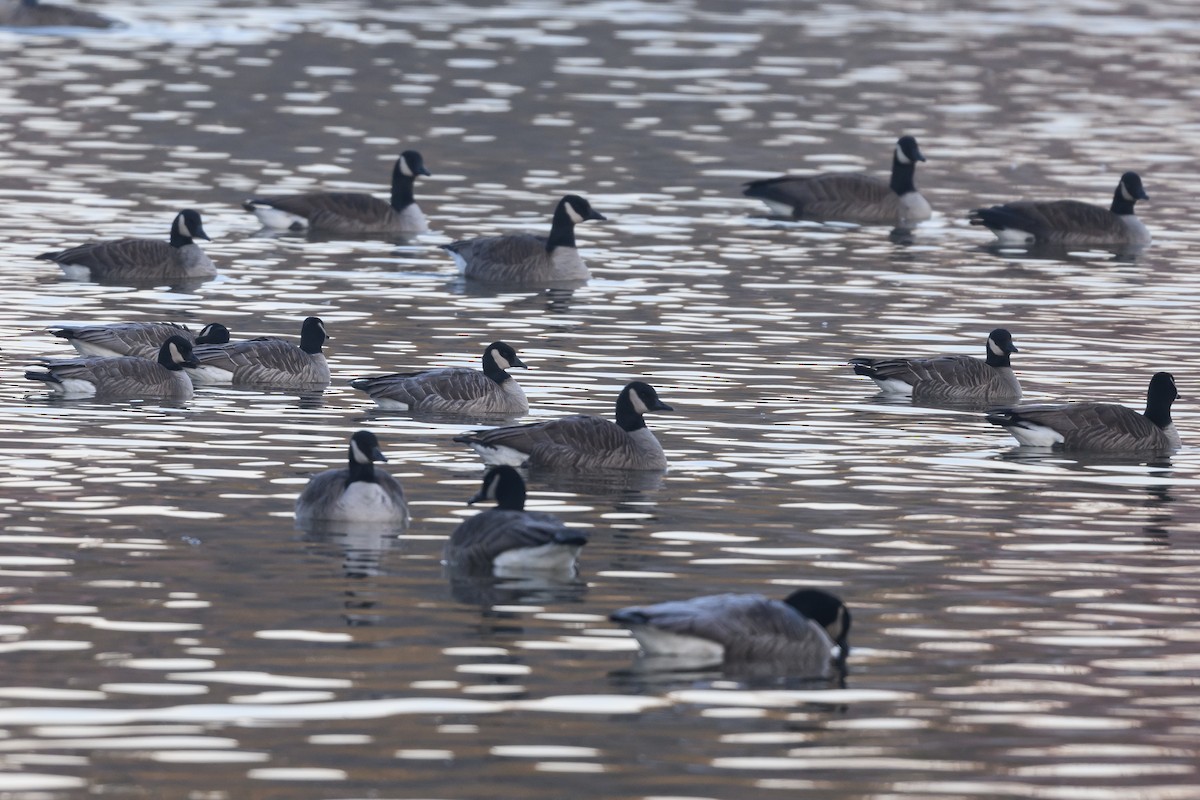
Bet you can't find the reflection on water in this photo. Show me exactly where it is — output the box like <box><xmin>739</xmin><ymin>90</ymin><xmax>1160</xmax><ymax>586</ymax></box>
<box><xmin>2</xmin><ymin>0</ymin><xmax>1200</xmax><ymax>797</ymax></box>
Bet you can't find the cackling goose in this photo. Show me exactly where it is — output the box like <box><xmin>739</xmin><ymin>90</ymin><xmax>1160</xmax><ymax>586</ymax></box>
<box><xmin>50</xmin><ymin>321</ymin><xmax>229</xmax><ymax>359</ymax></box>
<box><xmin>610</xmin><ymin>587</ymin><xmax>850</xmax><ymax>675</ymax></box>
<box><xmin>1</xmin><ymin>0</ymin><xmax>115</xmax><ymax>28</ymax></box>
<box><xmin>187</xmin><ymin>316</ymin><xmax>330</xmax><ymax>387</ymax></box>
<box><xmin>25</xmin><ymin>335</ymin><xmax>198</xmax><ymax>399</ymax></box>
<box><xmin>38</xmin><ymin>209</ymin><xmax>215</xmax><ymax>285</ymax></box>
<box><xmin>445</xmin><ymin>466</ymin><xmax>588</xmax><ymax>575</ymax></box>
<box><xmin>243</xmin><ymin>151</ymin><xmax>431</xmax><ymax>235</ymax></box>
<box><xmin>986</xmin><ymin>372</ymin><xmax>1180</xmax><ymax>452</ymax></box>
<box><xmin>850</xmin><ymin>328</ymin><xmax>1021</xmax><ymax>405</ymax></box>
<box><xmin>441</xmin><ymin>194</ymin><xmax>606</xmax><ymax>284</ymax></box>
<box><xmin>743</xmin><ymin>135</ymin><xmax>931</xmax><ymax>227</ymax></box>
<box><xmin>351</xmin><ymin>341</ymin><xmax>528</xmax><ymax>415</ymax></box>
<box><xmin>454</xmin><ymin>381</ymin><xmax>672</xmax><ymax>471</ymax></box>
<box><xmin>294</xmin><ymin>430</ymin><xmax>409</xmax><ymax>525</ymax></box>
<box><xmin>969</xmin><ymin>171</ymin><xmax>1150</xmax><ymax>247</ymax></box>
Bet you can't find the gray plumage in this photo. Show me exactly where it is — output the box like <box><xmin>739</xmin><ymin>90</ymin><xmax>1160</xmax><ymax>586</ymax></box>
<box><xmin>969</xmin><ymin>171</ymin><xmax>1150</xmax><ymax>247</ymax></box>
<box><xmin>441</xmin><ymin>195</ymin><xmax>606</xmax><ymax>284</ymax></box>
<box><xmin>445</xmin><ymin>466</ymin><xmax>587</xmax><ymax>574</ymax></box>
<box><xmin>610</xmin><ymin>588</ymin><xmax>850</xmax><ymax>676</ymax></box>
<box><xmin>244</xmin><ymin>151</ymin><xmax>430</xmax><ymax>235</ymax></box>
<box><xmin>850</xmin><ymin>328</ymin><xmax>1021</xmax><ymax>405</ymax></box>
<box><xmin>986</xmin><ymin>372</ymin><xmax>1180</xmax><ymax>452</ymax></box>
<box><xmin>49</xmin><ymin>321</ymin><xmax>229</xmax><ymax>359</ymax></box>
<box><xmin>187</xmin><ymin>316</ymin><xmax>330</xmax><ymax>387</ymax></box>
<box><xmin>0</xmin><ymin>0</ymin><xmax>114</xmax><ymax>27</ymax></box>
<box><xmin>743</xmin><ymin>135</ymin><xmax>932</xmax><ymax>227</ymax></box>
<box><xmin>295</xmin><ymin>430</ymin><xmax>409</xmax><ymax>525</ymax></box>
<box><xmin>24</xmin><ymin>335</ymin><xmax>198</xmax><ymax>399</ymax></box>
<box><xmin>38</xmin><ymin>209</ymin><xmax>215</xmax><ymax>285</ymax></box>
<box><xmin>351</xmin><ymin>341</ymin><xmax>528</xmax><ymax>415</ymax></box>
<box><xmin>454</xmin><ymin>381</ymin><xmax>673</xmax><ymax>471</ymax></box>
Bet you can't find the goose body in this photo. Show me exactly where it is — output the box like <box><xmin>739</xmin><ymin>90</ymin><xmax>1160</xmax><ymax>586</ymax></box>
<box><xmin>38</xmin><ymin>210</ymin><xmax>215</xmax><ymax>285</ymax></box>
<box><xmin>295</xmin><ymin>430</ymin><xmax>409</xmax><ymax>525</ymax></box>
<box><xmin>743</xmin><ymin>136</ymin><xmax>931</xmax><ymax>227</ymax></box>
<box><xmin>986</xmin><ymin>372</ymin><xmax>1179</xmax><ymax>452</ymax></box>
<box><xmin>25</xmin><ymin>335</ymin><xmax>198</xmax><ymax>399</ymax></box>
<box><xmin>351</xmin><ymin>341</ymin><xmax>528</xmax><ymax>415</ymax></box>
<box><xmin>850</xmin><ymin>328</ymin><xmax>1021</xmax><ymax>405</ymax></box>
<box><xmin>454</xmin><ymin>381</ymin><xmax>672</xmax><ymax>471</ymax></box>
<box><xmin>187</xmin><ymin>316</ymin><xmax>329</xmax><ymax>387</ymax></box>
<box><xmin>969</xmin><ymin>172</ymin><xmax>1150</xmax><ymax>247</ymax></box>
<box><xmin>244</xmin><ymin>151</ymin><xmax>430</xmax><ymax>235</ymax></box>
<box><xmin>610</xmin><ymin>588</ymin><xmax>850</xmax><ymax>675</ymax></box>
<box><xmin>0</xmin><ymin>0</ymin><xmax>114</xmax><ymax>28</ymax></box>
<box><xmin>445</xmin><ymin>466</ymin><xmax>587</xmax><ymax>575</ymax></box>
<box><xmin>441</xmin><ymin>195</ymin><xmax>606</xmax><ymax>284</ymax></box>
<box><xmin>49</xmin><ymin>321</ymin><xmax>229</xmax><ymax>359</ymax></box>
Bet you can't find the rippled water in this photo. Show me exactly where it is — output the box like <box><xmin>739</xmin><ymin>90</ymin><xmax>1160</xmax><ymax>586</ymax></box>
<box><xmin>2</xmin><ymin>0</ymin><xmax>1200</xmax><ymax>797</ymax></box>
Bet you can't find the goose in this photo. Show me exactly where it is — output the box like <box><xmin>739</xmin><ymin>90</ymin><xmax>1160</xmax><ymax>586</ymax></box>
<box><xmin>986</xmin><ymin>372</ymin><xmax>1179</xmax><ymax>452</ymax></box>
<box><xmin>243</xmin><ymin>151</ymin><xmax>431</xmax><ymax>235</ymax></box>
<box><xmin>294</xmin><ymin>430</ymin><xmax>409</xmax><ymax>525</ymax></box>
<box><xmin>49</xmin><ymin>321</ymin><xmax>229</xmax><ymax>359</ymax></box>
<box><xmin>441</xmin><ymin>194</ymin><xmax>606</xmax><ymax>284</ymax></box>
<box><xmin>186</xmin><ymin>316</ymin><xmax>330</xmax><ymax>387</ymax></box>
<box><xmin>0</xmin><ymin>0</ymin><xmax>115</xmax><ymax>28</ymax></box>
<box><xmin>849</xmin><ymin>328</ymin><xmax>1021</xmax><ymax>405</ymax></box>
<box><xmin>350</xmin><ymin>341</ymin><xmax>528</xmax><ymax>415</ymax></box>
<box><xmin>445</xmin><ymin>466</ymin><xmax>588</xmax><ymax>575</ymax></box>
<box><xmin>742</xmin><ymin>135</ymin><xmax>931</xmax><ymax>227</ymax></box>
<box><xmin>610</xmin><ymin>587</ymin><xmax>850</xmax><ymax>675</ymax></box>
<box><xmin>24</xmin><ymin>335</ymin><xmax>198</xmax><ymax>399</ymax></box>
<box><xmin>454</xmin><ymin>381</ymin><xmax>673</xmax><ymax>471</ymax></box>
<box><xmin>968</xmin><ymin>171</ymin><xmax>1150</xmax><ymax>247</ymax></box>
<box><xmin>38</xmin><ymin>209</ymin><xmax>215</xmax><ymax>284</ymax></box>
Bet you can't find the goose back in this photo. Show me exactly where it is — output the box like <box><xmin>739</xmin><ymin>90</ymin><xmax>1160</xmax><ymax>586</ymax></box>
<box><xmin>188</xmin><ymin>317</ymin><xmax>329</xmax><ymax>387</ymax></box>
<box><xmin>51</xmin><ymin>321</ymin><xmax>228</xmax><ymax>359</ymax></box>
<box><xmin>850</xmin><ymin>328</ymin><xmax>1021</xmax><ymax>405</ymax></box>
<box><xmin>294</xmin><ymin>431</ymin><xmax>409</xmax><ymax>525</ymax></box>
<box><xmin>38</xmin><ymin>210</ymin><xmax>215</xmax><ymax>284</ymax></box>
<box><xmin>1</xmin><ymin>0</ymin><xmax>115</xmax><ymax>28</ymax></box>
<box><xmin>351</xmin><ymin>341</ymin><xmax>528</xmax><ymax>415</ymax></box>
<box><xmin>25</xmin><ymin>335</ymin><xmax>198</xmax><ymax>399</ymax></box>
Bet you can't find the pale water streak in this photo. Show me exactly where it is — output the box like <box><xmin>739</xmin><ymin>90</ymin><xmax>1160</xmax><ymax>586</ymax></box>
<box><xmin>1</xmin><ymin>0</ymin><xmax>1200</xmax><ymax>798</ymax></box>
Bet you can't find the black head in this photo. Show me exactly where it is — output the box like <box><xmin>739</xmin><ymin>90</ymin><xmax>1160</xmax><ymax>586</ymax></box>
<box><xmin>1148</xmin><ymin>372</ymin><xmax>1178</xmax><ymax>402</ymax></box>
<box><xmin>559</xmin><ymin>195</ymin><xmax>607</xmax><ymax>224</ymax></box>
<box><xmin>468</xmin><ymin>465</ymin><xmax>526</xmax><ymax>511</ymax></box>
<box><xmin>195</xmin><ymin>323</ymin><xmax>230</xmax><ymax>346</ymax></box>
<box><xmin>349</xmin><ymin>430</ymin><xmax>387</xmax><ymax>465</ymax></box>
<box><xmin>784</xmin><ymin>588</ymin><xmax>851</xmax><ymax>650</ymax></box>
<box><xmin>1119</xmin><ymin>171</ymin><xmax>1148</xmax><ymax>202</ymax></box>
<box><xmin>623</xmin><ymin>381</ymin><xmax>673</xmax><ymax>415</ymax></box>
<box><xmin>987</xmin><ymin>328</ymin><xmax>1018</xmax><ymax>356</ymax></box>
<box><xmin>895</xmin><ymin>135</ymin><xmax>926</xmax><ymax>165</ymax></box>
<box><xmin>299</xmin><ymin>316</ymin><xmax>329</xmax><ymax>354</ymax></box>
<box><xmin>172</xmin><ymin>209</ymin><xmax>210</xmax><ymax>244</ymax></box>
<box><xmin>158</xmin><ymin>335</ymin><xmax>199</xmax><ymax>370</ymax></box>
<box><xmin>485</xmin><ymin>341</ymin><xmax>527</xmax><ymax>371</ymax></box>
<box><xmin>397</xmin><ymin>150</ymin><xmax>431</xmax><ymax>179</ymax></box>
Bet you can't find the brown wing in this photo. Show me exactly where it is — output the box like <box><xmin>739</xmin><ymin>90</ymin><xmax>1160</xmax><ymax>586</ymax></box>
<box><xmin>41</xmin><ymin>356</ymin><xmax>185</xmax><ymax>396</ymax></box>
<box><xmin>857</xmin><ymin>355</ymin><xmax>1017</xmax><ymax>403</ymax></box>
<box><xmin>466</xmin><ymin>415</ymin><xmax>634</xmax><ymax>468</ymax></box>
<box><xmin>972</xmin><ymin>200</ymin><xmax>1128</xmax><ymax>244</ymax></box>
<box><xmin>1012</xmin><ymin>402</ymin><xmax>1172</xmax><ymax>450</ymax></box>
<box><xmin>252</xmin><ymin>192</ymin><xmax>394</xmax><ymax>228</ymax></box>
<box><xmin>40</xmin><ymin>238</ymin><xmax>178</xmax><ymax>280</ymax></box>
<box><xmin>193</xmin><ymin>339</ymin><xmax>326</xmax><ymax>384</ymax></box>
<box><xmin>355</xmin><ymin>368</ymin><xmax>505</xmax><ymax>410</ymax></box>
<box><xmin>744</xmin><ymin>174</ymin><xmax>899</xmax><ymax>222</ymax></box>
<box><xmin>446</xmin><ymin>509</ymin><xmax>579</xmax><ymax>570</ymax></box>
<box><xmin>444</xmin><ymin>234</ymin><xmax>554</xmax><ymax>282</ymax></box>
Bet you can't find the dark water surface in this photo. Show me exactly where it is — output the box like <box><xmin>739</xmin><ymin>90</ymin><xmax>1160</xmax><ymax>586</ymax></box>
<box><xmin>2</xmin><ymin>0</ymin><xmax>1200</xmax><ymax>797</ymax></box>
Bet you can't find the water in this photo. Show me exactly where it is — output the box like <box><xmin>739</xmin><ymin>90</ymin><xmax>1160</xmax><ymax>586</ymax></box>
<box><xmin>2</xmin><ymin>0</ymin><xmax>1200</xmax><ymax>797</ymax></box>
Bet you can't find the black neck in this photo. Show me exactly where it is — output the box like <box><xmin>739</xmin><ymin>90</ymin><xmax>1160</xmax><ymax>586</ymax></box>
<box><xmin>481</xmin><ymin>351</ymin><xmax>510</xmax><ymax>384</ymax></box>
<box><xmin>545</xmin><ymin>204</ymin><xmax>578</xmax><ymax>253</ymax></box>
<box><xmin>889</xmin><ymin>154</ymin><xmax>918</xmax><ymax>196</ymax></box>
<box><xmin>299</xmin><ymin>324</ymin><xmax>324</xmax><ymax>355</ymax></box>
<box><xmin>614</xmin><ymin>389</ymin><xmax>646</xmax><ymax>432</ymax></box>
<box><xmin>168</xmin><ymin>227</ymin><xmax>193</xmax><ymax>249</ymax></box>
<box><xmin>1145</xmin><ymin>393</ymin><xmax>1173</xmax><ymax>429</ymax></box>
<box><xmin>345</xmin><ymin>456</ymin><xmax>376</xmax><ymax>486</ymax></box>
<box><xmin>157</xmin><ymin>346</ymin><xmax>184</xmax><ymax>371</ymax></box>
<box><xmin>984</xmin><ymin>347</ymin><xmax>1011</xmax><ymax>368</ymax></box>
<box><xmin>495</xmin><ymin>479</ymin><xmax>526</xmax><ymax>511</ymax></box>
<box><xmin>1110</xmin><ymin>185</ymin><xmax>1137</xmax><ymax>216</ymax></box>
<box><xmin>390</xmin><ymin>166</ymin><xmax>416</xmax><ymax>212</ymax></box>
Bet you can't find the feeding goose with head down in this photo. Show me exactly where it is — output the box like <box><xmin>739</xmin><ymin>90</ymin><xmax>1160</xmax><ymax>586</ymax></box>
<box><xmin>186</xmin><ymin>316</ymin><xmax>330</xmax><ymax>388</ymax></box>
<box><xmin>25</xmin><ymin>335</ymin><xmax>199</xmax><ymax>399</ymax></box>
<box><xmin>294</xmin><ymin>430</ymin><xmax>409</xmax><ymax>526</ymax></box>
<box><xmin>49</xmin><ymin>321</ymin><xmax>229</xmax><ymax>359</ymax></box>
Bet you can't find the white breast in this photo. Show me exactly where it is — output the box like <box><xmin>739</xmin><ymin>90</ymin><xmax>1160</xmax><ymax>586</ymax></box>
<box><xmin>492</xmin><ymin>541</ymin><xmax>582</xmax><ymax>577</ymax></box>
<box><xmin>334</xmin><ymin>481</ymin><xmax>405</xmax><ymax>522</ymax></box>
<box><xmin>627</xmin><ymin>626</ymin><xmax>725</xmax><ymax>660</ymax></box>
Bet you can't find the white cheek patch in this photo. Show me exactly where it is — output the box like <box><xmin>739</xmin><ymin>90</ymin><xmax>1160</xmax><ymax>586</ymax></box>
<box><xmin>988</xmin><ymin>338</ymin><xmax>1005</xmax><ymax>357</ymax></box>
<box><xmin>483</xmin><ymin>473</ymin><xmax>501</xmax><ymax>501</ymax></box>
<box><xmin>177</xmin><ymin>216</ymin><xmax>190</xmax><ymax>238</ymax></box>
<box><xmin>168</xmin><ymin>342</ymin><xmax>185</xmax><ymax>364</ymax></box>
<box><xmin>565</xmin><ymin>202</ymin><xmax>585</xmax><ymax>225</ymax></box>
<box><xmin>399</xmin><ymin>157</ymin><xmax>414</xmax><ymax>178</ymax></box>
<box><xmin>895</xmin><ymin>145</ymin><xmax>911</xmax><ymax>165</ymax></box>
<box><xmin>318</xmin><ymin>323</ymin><xmax>329</xmax><ymax>341</ymax></box>
<box><xmin>1120</xmin><ymin>183</ymin><xmax>1135</xmax><ymax>202</ymax></box>
<box><xmin>629</xmin><ymin>390</ymin><xmax>650</xmax><ymax>415</ymax></box>
<box><xmin>491</xmin><ymin>350</ymin><xmax>511</xmax><ymax>371</ymax></box>
<box><xmin>350</xmin><ymin>439</ymin><xmax>371</xmax><ymax>464</ymax></box>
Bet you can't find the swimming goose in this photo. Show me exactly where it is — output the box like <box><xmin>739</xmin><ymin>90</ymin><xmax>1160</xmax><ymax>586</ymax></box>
<box><xmin>849</xmin><ymin>328</ymin><xmax>1021</xmax><ymax>405</ymax></box>
<box><xmin>186</xmin><ymin>316</ymin><xmax>330</xmax><ymax>387</ymax></box>
<box><xmin>351</xmin><ymin>341</ymin><xmax>528</xmax><ymax>415</ymax></box>
<box><xmin>454</xmin><ymin>381</ymin><xmax>673</xmax><ymax>471</ymax></box>
<box><xmin>610</xmin><ymin>588</ymin><xmax>850</xmax><ymax>675</ymax></box>
<box><xmin>294</xmin><ymin>430</ymin><xmax>409</xmax><ymax>525</ymax></box>
<box><xmin>24</xmin><ymin>335</ymin><xmax>198</xmax><ymax>399</ymax></box>
<box><xmin>969</xmin><ymin>171</ymin><xmax>1150</xmax><ymax>247</ymax></box>
<box><xmin>0</xmin><ymin>0</ymin><xmax>115</xmax><ymax>28</ymax></box>
<box><xmin>445</xmin><ymin>466</ymin><xmax>588</xmax><ymax>575</ymax></box>
<box><xmin>742</xmin><ymin>135</ymin><xmax>931</xmax><ymax>227</ymax></box>
<box><xmin>441</xmin><ymin>194</ymin><xmax>606</xmax><ymax>284</ymax></box>
<box><xmin>986</xmin><ymin>372</ymin><xmax>1179</xmax><ymax>452</ymax></box>
<box><xmin>50</xmin><ymin>321</ymin><xmax>229</xmax><ymax>359</ymax></box>
<box><xmin>243</xmin><ymin>151</ymin><xmax>431</xmax><ymax>235</ymax></box>
<box><xmin>38</xmin><ymin>209</ymin><xmax>215</xmax><ymax>284</ymax></box>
